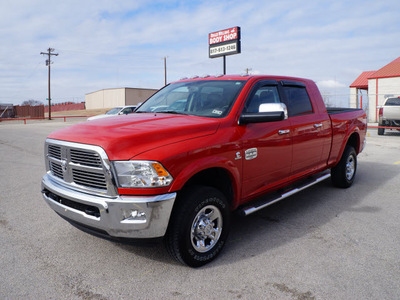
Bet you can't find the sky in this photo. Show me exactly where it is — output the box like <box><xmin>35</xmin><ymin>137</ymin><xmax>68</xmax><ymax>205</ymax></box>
<box><xmin>1</xmin><ymin>0</ymin><xmax>400</xmax><ymax>107</ymax></box>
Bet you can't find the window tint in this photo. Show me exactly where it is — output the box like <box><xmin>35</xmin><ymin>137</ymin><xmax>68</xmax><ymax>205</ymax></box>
<box><xmin>385</xmin><ymin>98</ymin><xmax>400</xmax><ymax>106</ymax></box>
<box><xmin>136</xmin><ymin>80</ymin><xmax>245</xmax><ymax>118</ymax></box>
<box><xmin>283</xmin><ymin>86</ymin><xmax>313</xmax><ymax>117</ymax></box>
<box><xmin>245</xmin><ymin>86</ymin><xmax>281</xmax><ymax>113</ymax></box>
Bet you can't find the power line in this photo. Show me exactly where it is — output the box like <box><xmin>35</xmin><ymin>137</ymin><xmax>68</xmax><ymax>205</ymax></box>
<box><xmin>40</xmin><ymin>48</ymin><xmax>58</xmax><ymax>120</ymax></box>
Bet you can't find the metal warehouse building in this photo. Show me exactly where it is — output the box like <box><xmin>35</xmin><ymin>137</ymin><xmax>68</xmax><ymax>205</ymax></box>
<box><xmin>350</xmin><ymin>57</ymin><xmax>400</xmax><ymax>122</ymax></box>
<box><xmin>85</xmin><ymin>87</ymin><xmax>158</xmax><ymax>110</ymax></box>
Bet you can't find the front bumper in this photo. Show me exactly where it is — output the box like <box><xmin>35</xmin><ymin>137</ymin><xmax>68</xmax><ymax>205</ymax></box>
<box><xmin>41</xmin><ymin>174</ymin><xmax>176</xmax><ymax>239</ymax></box>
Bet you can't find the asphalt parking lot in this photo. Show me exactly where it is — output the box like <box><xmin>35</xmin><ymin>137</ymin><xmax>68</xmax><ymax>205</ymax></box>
<box><xmin>1</xmin><ymin>120</ymin><xmax>399</xmax><ymax>299</ymax></box>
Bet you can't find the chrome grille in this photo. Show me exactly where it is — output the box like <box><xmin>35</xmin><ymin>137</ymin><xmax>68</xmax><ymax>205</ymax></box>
<box><xmin>45</xmin><ymin>139</ymin><xmax>116</xmax><ymax>196</ymax></box>
<box><xmin>50</xmin><ymin>161</ymin><xmax>63</xmax><ymax>179</ymax></box>
<box><xmin>72</xmin><ymin>169</ymin><xmax>107</xmax><ymax>189</ymax></box>
<box><xmin>48</xmin><ymin>145</ymin><xmax>61</xmax><ymax>160</ymax></box>
<box><xmin>70</xmin><ymin>149</ymin><xmax>102</xmax><ymax>167</ymax></box>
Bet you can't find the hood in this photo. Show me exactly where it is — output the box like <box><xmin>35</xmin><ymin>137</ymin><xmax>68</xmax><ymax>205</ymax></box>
<box><xmin>48</xmin><ymin>113</ymin><xmax>220</xmax><ymax>160</ymax></box>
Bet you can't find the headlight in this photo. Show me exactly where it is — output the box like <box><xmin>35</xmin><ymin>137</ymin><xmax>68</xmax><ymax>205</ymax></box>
<box><xmin>113</xmin><ymin>161</ymin><xmax>173</xmax><ymax>188</ymax></box>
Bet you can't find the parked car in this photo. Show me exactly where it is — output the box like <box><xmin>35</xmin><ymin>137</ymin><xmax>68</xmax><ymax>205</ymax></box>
<box><xmin>42</xmin><ymin>75</ymin><xmax>367</xmax><ymax>267</ymax></box>
<box><xmin>378</xmin><ymin>97</ymin><xmax>400</xmax><ymax>135</ymax></box>
<box><xmin>87</xmin><ymin>105</ymin><xmax>137</xmax><ymax>121</ymax></box>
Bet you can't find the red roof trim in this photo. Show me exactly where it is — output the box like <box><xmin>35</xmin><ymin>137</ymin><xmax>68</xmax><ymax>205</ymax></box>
<box><xmin>368</xmin><ymin>57</ymin><xmax>400</xmax><ymax>79</ymax></box>
<box><xmin>349</xmin><ymin>71</ymin><xmax>376</xmax><ymax>88</ymax></box>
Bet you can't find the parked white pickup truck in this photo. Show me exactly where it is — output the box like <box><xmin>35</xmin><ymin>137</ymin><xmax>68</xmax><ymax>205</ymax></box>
<box><xmin>378</xmin><ymin>97</ymin><xmax>400</xmax><ymax>135</ymax></box>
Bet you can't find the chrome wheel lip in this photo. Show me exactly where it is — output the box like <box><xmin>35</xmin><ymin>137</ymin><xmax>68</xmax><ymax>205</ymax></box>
<box><xmin>345</xmin><ymin>155</ymin><xmax>356</xmax><ymax>181</ymax></box>
<box><xmin>191</xmin><ymin>205</ymin><xmax>223</xmax><ymax>253</ymax></box>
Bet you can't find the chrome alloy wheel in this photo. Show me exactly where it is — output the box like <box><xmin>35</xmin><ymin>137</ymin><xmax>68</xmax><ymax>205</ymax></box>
<box><xmin>191</xmin><ymin>205</ymin><xmax>223</xmax><ymax>253</ymax></box>
<box><xmin>345</xmin><ymin>154</ymin><xmax>356</xmax><ymax>181</ymax></box>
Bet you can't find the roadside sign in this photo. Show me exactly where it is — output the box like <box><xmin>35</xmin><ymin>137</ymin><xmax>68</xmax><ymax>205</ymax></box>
<box><xmin>209</xmin><ymin>27</ymin><xmax>241</xmax><ymax>59</ymax></box>
<box><xmin>209</xmin><ymin>27</ymin><xmax>239</xmax><ymax>45</ymax></box>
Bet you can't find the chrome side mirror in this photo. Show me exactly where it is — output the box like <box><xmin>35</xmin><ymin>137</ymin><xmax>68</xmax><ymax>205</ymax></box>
<box><xmin>259</xmin><ymin>103</ymin><xmax>288</xmax><ymax>120</ymax></box>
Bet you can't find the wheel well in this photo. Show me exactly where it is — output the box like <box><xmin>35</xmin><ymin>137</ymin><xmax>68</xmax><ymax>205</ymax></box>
<box><xmin>182</xmin><ymin>168</ymin><xmax>234</xmax><ymax>207</ymax></box>
<box><xmin>346</xmin><ymin>133</ymin><xmax>360</xmax><ymax>154</ymax></box>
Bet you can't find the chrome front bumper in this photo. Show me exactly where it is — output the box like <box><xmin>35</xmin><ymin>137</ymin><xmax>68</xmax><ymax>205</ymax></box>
<box><xmin>41</xmin><ymin>174</ymin><xmax>176</xmax><ymax>238</ymax></box>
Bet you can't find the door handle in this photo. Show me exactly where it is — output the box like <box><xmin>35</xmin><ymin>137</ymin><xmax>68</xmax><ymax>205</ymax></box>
<box><xmin>314</xmin><ymin>123</ymin><xmax>323</xmax><ymax>128</ymax></box>
<box><xmin>278</xmin><ymin>129</ymin><xmax>290</xmax><ymax>135</ymax></box>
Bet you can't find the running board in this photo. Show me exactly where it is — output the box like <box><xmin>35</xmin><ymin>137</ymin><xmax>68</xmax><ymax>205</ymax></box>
<box><xmin>239</xmin><ymin>172</ymin><xmax>331</xmax><ymax>216</ymax></box>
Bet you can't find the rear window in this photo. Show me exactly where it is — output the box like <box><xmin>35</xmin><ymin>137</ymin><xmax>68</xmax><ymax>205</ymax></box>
<box><xmin>282</xmin><ymin>86</ymin><xmax>313</xmax><ymax>117</ymax></box>
<box><xmin>385</xmin><ymin>98</ymin><xmax>400</xmax><ymax>106</ymax></box>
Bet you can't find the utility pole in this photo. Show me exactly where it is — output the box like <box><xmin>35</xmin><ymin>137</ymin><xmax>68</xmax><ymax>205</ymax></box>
<box><xmin>40</xmin><ymin>48</ymin><xmax>58</xmax><ymax>120</ymax></box>
<box><xmin>245</xmin><ymin>68</ymin><xmax>252</xmax><ymax>75</ymax></box>
<box><xmin>163</xmin><ymin>56</ymin><xmax>168</xmax><ymax>86</ymax></box>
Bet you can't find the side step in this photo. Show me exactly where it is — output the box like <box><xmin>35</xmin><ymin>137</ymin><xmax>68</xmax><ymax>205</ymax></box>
<box><xmin>239</xmin><ymin>171</ymin><xmax>331</xmax><ymax>216</ymax></box>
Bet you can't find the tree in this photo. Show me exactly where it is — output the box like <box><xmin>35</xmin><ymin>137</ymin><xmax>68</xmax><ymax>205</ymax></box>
<box><xmin>21</xmin><ymin>99</ymin><xmax>43</xmax><ymax>106</ymax></box>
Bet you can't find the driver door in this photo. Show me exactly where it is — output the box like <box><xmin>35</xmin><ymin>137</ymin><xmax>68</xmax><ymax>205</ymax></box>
<box><xmin>238</xmin><ymin>80</ymin><xmax>293</xmax><ymax>200</ymax></box>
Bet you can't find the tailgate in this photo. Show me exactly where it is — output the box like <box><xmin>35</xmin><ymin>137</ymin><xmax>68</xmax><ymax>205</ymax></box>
<box><xmin>383</xmin><ymin>106</ymin><xmax>400</xmax><ymax>120</ymax></box>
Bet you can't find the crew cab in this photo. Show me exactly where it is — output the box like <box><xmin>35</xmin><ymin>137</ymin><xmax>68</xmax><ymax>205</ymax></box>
<box><xmin>378</xmin><ymin>97</ymin><xmax>400</xmax><ymax>135</ymax></box>
<box><xmin>41</xmin><ymin>75</ymin><xmax>367</xmax><ymax>267</ymax></box>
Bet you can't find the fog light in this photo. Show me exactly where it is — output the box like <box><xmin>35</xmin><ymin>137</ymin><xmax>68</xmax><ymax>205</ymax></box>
<box><xmin>121</xmin><ymin>209</ymin><xmax>147</xmax><ymax>224</ymax></box>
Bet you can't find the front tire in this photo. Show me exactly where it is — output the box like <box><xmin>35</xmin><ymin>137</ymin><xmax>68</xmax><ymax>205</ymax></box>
<box><xmin>165</xmin><ymin>185</ymin><xmax>230</xmax><ymax>267</ymax></box>
<box><xmin>331</xmin><ymin>145</ymin><xmax>357</xmax><ymax>188</ymax></box>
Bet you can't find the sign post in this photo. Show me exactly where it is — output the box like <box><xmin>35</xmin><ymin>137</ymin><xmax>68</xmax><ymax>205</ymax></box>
<box><xmin>209</xmin><ymin>27</ymin><xmax>241</xmax><ymax>74</ymax></box>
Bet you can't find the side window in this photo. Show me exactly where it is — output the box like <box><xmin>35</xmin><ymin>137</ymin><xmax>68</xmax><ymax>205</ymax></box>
<box><xmin>283</xmin><ymin>86</ymin><xmax>313</xmax><ymax>117</ymax></box>
<box><xmin>121</xmin><ymin>107</ymin><xmax>133</xmax><ymax>114</ymax></box>
<box><xmin>245</xmin><ymin>86</ymin><xmax>281</xmax><ymax>113</ymax></box>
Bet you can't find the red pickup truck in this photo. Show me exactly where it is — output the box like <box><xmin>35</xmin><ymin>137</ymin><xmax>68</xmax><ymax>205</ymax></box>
<box><xmin>42</xmin><ymin>75</ymin><xmax>367</xmax><ymax>267</ymax></box>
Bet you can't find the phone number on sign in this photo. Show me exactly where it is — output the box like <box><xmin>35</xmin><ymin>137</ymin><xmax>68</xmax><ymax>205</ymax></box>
<box><xmin>210</xmin><ymin>43</ymin><xmax>237</xmax><ymax>56</ymax></box>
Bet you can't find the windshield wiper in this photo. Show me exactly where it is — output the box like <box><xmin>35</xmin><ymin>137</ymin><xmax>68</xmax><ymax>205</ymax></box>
<box><xmin>157</xmin><ymin>110</ymin><xmax>187</xmax><ymax>115</ymax></box>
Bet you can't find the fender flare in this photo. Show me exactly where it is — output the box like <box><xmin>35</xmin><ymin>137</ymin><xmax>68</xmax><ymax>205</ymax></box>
<box><xmin>169</xmin><ymin>156</ymin><xmax>241</xmax><ymax>208</ymax></box>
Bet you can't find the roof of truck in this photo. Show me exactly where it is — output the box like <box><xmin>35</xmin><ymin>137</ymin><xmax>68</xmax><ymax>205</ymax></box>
<box><xmin>174</xmin><ymin>74</ymin><xmax>313</xmax><ymax>83</ymax></box>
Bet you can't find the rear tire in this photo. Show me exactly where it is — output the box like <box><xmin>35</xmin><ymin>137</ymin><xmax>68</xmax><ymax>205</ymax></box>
<box><xmin>378</xmin><ymin>123</ymin><xmax>385</xmax><ymax>135</ymax></box>
<box><xmin>331</xmin><ymin>145</ymin><xmax>357</xmax><ymax>188</ymax></box>
<box><xmin>165</xmin><ymin>185</ymin><xmax>230</xmax><ymax>268</ymax></box>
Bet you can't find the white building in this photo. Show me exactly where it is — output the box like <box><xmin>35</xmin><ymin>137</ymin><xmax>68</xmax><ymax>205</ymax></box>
<box><xmin>350</xmin><ymin>57</ymin><xmax>400</xmax><ymax>122</ymax></box>
<box><xmin>85</xmin><ymin>87</ymin><xmax>158</xmax><ymax>110</ymax></box>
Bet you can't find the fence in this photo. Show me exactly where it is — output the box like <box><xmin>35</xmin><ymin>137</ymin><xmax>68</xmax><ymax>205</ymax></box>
<box><xmin>0</xmin><ymin>104</ymin><xmax>15</xmax><ymax>118</ymax></box>
<box><xmin>44</xmin><ymin>102</ymin><xmax>85</xmax><ymax>113</ymax></box>
<box><xmin>320</xmin><ymin>94</ymin><xmax>350</xmax><ymax>108</ymax></box>
<box><xmin>14</xmin><ymin>105</ymin><xmax>44</xmax><ymax>118</ymax></box>
<box><xmin>1</xmin><ymin>102</ymin><xmax>86</xmax><ymax>120</ymax></box>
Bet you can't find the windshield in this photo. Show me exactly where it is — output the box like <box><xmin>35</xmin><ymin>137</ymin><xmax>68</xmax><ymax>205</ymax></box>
<box><xmin>106</xmin><ymin>107</ymin><xmax>122</xmax><ymax>115</ymax></box>
<box><xmin>136</xmin><ymin>80</ymin><xmax>246</xmax><ymax>118</ymax></box>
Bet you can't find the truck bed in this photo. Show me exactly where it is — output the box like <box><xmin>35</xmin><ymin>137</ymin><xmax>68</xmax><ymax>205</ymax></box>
<box><xmin>326</xmin><ymin>107</ymin><xmax>363</xmax><ymax>115</ymax></box>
